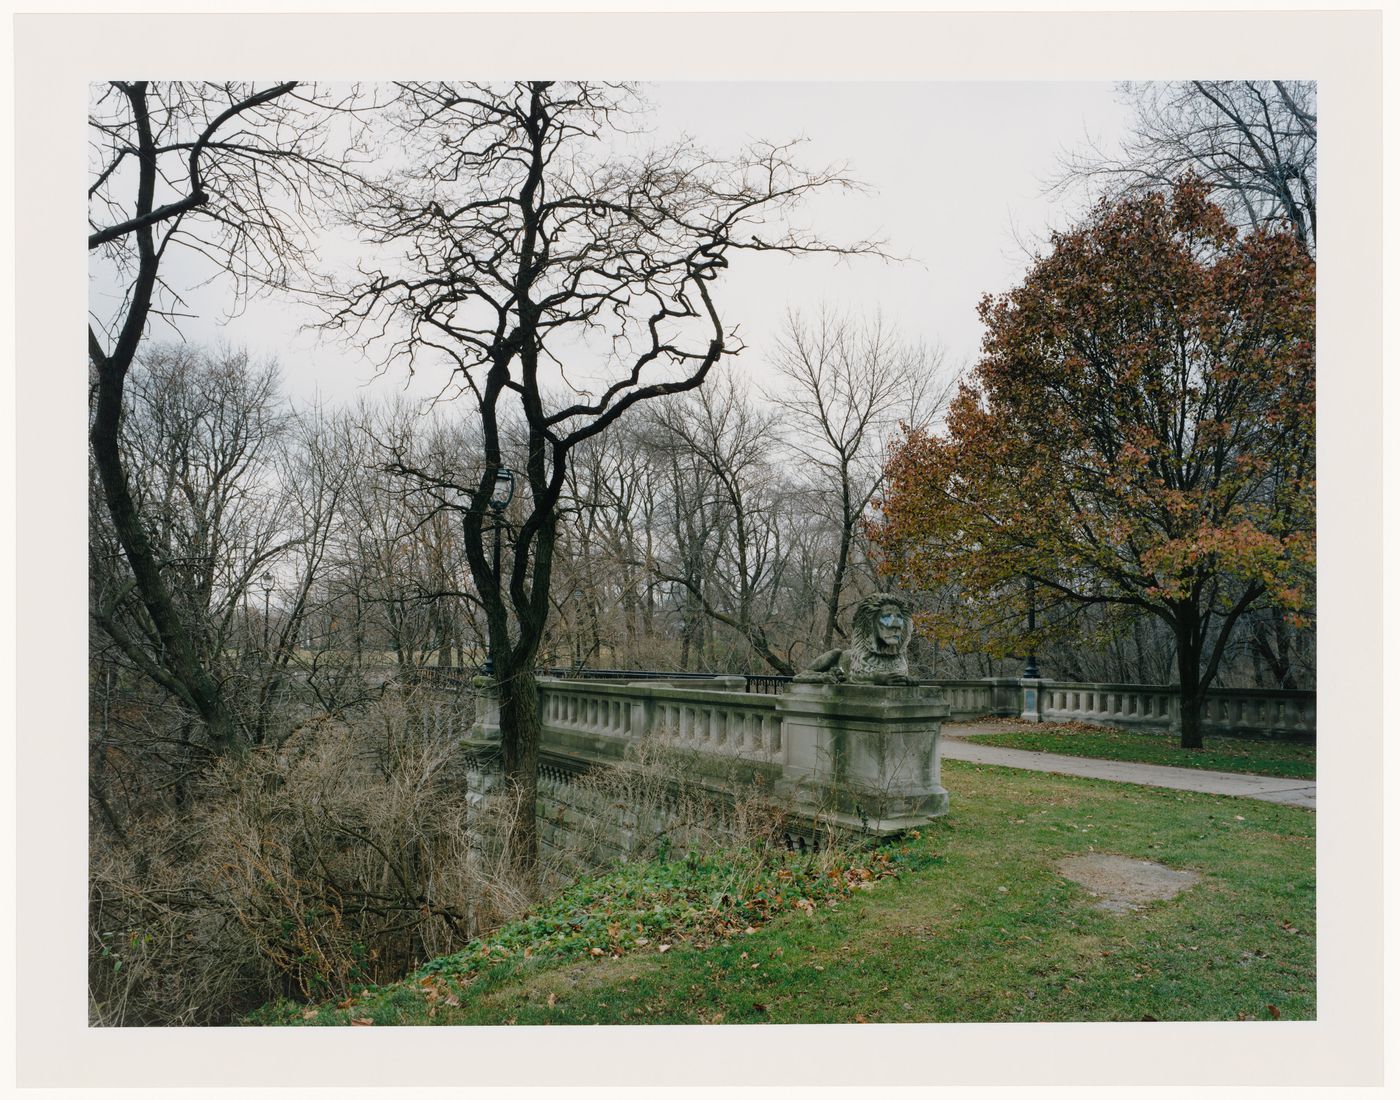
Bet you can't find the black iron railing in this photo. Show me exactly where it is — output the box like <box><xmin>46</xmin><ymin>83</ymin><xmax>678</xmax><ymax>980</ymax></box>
<box><xmin>744</xmin><ymin>674</ymin><xmax>794</xmax><ymax>695</ymax></box>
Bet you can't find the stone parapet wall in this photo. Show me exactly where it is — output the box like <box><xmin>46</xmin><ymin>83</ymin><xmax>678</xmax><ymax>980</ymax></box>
<box><xmin>429</xmin><ymin>669</ymin><xmax>1316</xmax><ymax>746</ymax></box>
<box><xmin>429</xmin><ymin>668</ymin><xmax>1314</xmax><ymax>870</ymax></box>
<box><xmin>931</xmin><ymin>678</ymin><xmax>1023</xmax><ymax>720</ymax></box>
<box><xmin>1024</xmin><ymin>680</ymin><xmax>1315</xmax><ymax>740</ymax></box>
<box><xmin>462</xmin><ymin>675</ymin><xmax>952</xmax><ymax>848</ymax></box>
<box><xmin>888</xmin><ymin>676</ymin><xmax>1313</xmax><ymax>740</ymax></box>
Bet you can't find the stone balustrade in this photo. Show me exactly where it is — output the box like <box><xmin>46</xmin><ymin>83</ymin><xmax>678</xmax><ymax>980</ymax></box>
<box><xmin>435</xmin><ymin>667</ymin><xmax>1315</xmax><ymax>745</ymax></box>
<box><xmin>854</xmin><ymin>675</ymin><xmax>1313</xmax><ymax>740</ymax></box>
<box><xmin>465</xmin><ymin>674</ymin><xmax>951</xmax><ymax>837</ymax></box>
<box><xmin>424</xmin><ymin>667</ymin><xmax>1312</xmax><ymax>859</ymax></box>
<box><xmin>1028</xmin><ymin>680</ymin><xmax>1315</xmax><ymax>739</ymax></box>
<box><xmin>931</xmin><ymin>678</ymin><xmax>1023</xmax><ymax>720</ymax></box>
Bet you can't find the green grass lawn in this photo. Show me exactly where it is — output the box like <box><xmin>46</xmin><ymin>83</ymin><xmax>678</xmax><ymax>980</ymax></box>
<box><xmin>961</xmin><ymin>722</ymin><xmax>1315</xmax><ymax>780</ymax></box>
<box><xmin>247</xmin><ymin>760</ymin><xmax>1315</xmax><ymax>1027</ymax></box>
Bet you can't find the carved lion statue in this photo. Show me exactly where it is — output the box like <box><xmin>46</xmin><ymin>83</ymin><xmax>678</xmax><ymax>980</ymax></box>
<box><xmin>793</xmin><ymin>592</ymin><xmax>916</xmax><ymax>686</ymax></box>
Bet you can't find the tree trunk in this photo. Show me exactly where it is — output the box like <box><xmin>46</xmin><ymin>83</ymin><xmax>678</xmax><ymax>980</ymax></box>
<box><xmin>90</xmin><ymin>361</ymin><xmax>238</xmax><ymax>751</ymax></box>
<box><xmin>497</xmin><ymin>664</ymin><xmax>541</xmax><ymax>880</ymax></box>
<box><xmin>1173</xmin><ymin>608</ymin><xmax>1206</xmax><ymax>750</ymax></box>
<box><xmin>1252</xmin><ymin>607</ymin><xmax>1299</xmax><ymax>689</ymax></box>
<box><xmin>824</xmin><ymin>511</ymin><xmax>853</xmax><ymax>650</ymax></box>
<box><xmin>435</xmin><ymin>601</ymin><xmax>453</xmax><ymax>669</ymax></box>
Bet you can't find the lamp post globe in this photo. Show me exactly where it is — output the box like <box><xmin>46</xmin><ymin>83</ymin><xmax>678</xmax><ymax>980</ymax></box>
<box><xmin>490</xmin><ymin>467</ymin><xmax>515</xmax><ymax>512</ymax></box>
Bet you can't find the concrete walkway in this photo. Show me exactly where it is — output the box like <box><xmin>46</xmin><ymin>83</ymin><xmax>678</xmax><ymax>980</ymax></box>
<box><xmin>941</xmin><ymin>724</ymin><xmax>1316</xmax><ymax>809</ymax></box>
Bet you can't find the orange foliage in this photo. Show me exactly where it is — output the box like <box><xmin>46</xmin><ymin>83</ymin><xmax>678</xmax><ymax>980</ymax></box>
<box><xmin>871</xmin><ymin>178</ymin><xmax>1315</xmax><ymax>662</ymax></box>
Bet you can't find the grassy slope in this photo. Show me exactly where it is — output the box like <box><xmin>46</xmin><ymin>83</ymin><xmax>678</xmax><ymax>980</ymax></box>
<box><xmin>963</xmin><ymin>724</ymin><xmax>1316</xmax><ymax>780</ymax></box>
<box><xmin>249</xmin><ymin>760</ymin><xmax>1315</xmax><ymax>1026</ymax></box>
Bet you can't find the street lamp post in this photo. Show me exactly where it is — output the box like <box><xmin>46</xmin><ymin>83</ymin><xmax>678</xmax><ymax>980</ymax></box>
<box><xmin>1019</xmin><ymin>573</ymin><xmax>1043</xmax><ymax>723</ymax></box>
<box><xmin>1023</xmin><ymin>574</ymin><xmax>1040</xmax><ymax>679</ymax></box>
<box><xmin>482</xmin><ymin>467</ymin><xmax>515</xmax><ymax>677</ymax></box>
<box><xmin>260</xmin><ymin>571</ymin><xmax>275</xmax><ymax>650</ymax></box>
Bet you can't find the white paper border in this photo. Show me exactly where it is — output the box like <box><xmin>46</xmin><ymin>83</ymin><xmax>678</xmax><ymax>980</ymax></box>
<box><xmin>9</xmin><ymin>4</ymin><xmax>1387</xmax><ymax>1093</ymax></box>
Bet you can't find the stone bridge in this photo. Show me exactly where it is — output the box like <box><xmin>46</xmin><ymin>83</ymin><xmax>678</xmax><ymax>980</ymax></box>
<box><xmin>412</xmin><ymin>671</ymin><xmax>1313</xmax><ymax>864</ymax></box>
<box><xmin>462</xmin><ymin>676</ymin><xmax>951</xmax><ymax>850</ymax></box>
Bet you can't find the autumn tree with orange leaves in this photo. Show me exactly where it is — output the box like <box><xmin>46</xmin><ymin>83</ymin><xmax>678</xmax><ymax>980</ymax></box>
<box><xmin>872</xmin><ymin>178</ymin><xmax>1314</xmax><ymax>749</ymax></box>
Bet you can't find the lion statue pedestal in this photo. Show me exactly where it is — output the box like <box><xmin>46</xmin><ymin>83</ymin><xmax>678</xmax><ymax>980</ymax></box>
<box><xmin>776</xmin><ymin>594</ymin><xmax>950</xmax><ymax>834</ymax></box>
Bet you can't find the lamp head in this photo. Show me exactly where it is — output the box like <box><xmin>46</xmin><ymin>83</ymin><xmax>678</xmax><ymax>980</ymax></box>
<box><xmin>490</xmin><ymin>467</ymin><xmax>515</xmax><ymax>512</ymax></box>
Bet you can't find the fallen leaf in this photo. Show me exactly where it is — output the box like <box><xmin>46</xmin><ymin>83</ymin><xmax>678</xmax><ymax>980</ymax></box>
<box><xmin>1267</xmin><ymin>1004</ymin><xmax>1281</xmax><ymax>1020</ymax></box>
<box><xmin>547</xmin><ymin>992</ymin><xmax>557</xmax><ymax>1007</ymax></box>
<box><xmin>589</xmin><ymin>947</ymin><xmax>605</xmax><ymax>957</ymax></box>
<box><xmin>658</xmin><ymin>944</ymin><xmax>671</xmax><ymax>953</ymax></box>
<box><xmin>350</xmin><ymin>1017</ymin><xmax>374</xmax><ymax>1026</ymax></box>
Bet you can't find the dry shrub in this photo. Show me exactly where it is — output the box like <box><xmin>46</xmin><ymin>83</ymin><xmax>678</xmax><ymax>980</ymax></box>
<box><xmin>90</xmin><ymin>691</ymin><xmax>868</xmax><ymax>1025</ymax></box>
<box><xmin>89</xmin><ymin>689</ymin><xmax>535</xmax><ymax>1025</ymax></box>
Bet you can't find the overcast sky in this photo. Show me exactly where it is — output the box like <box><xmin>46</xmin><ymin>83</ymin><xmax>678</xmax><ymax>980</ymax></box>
<box><xmin>97</xmin><ymin>80</ymin><xmax>1132</xmax><ymax>410</ymax></box>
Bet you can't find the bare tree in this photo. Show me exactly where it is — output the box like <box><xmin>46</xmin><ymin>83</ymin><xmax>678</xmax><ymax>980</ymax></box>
<box><xmin>1052</xmin><ymin>80</ymin><xmax>1316</xmax><ymax>254</ymax></box>
<box><xmin>551</xmin><ymin>427</ymin><xmax>666</xmax><ymax>669</ymax></box>
<box><xmin>89</xmin><ymin>346</ymin><xmax>323</xmax><ymax>824</ymax></box>
<box><xmin>324</xmin><ymin>81</ymin><xmax>876</xmax><ymax>872</ymax></box>
<box><xmin>643</xmin><ymin>373</ymin><xmax>798</xmax><ymax>674</ymax></box>
<box><xmin>767</xmin><ymin>309</ymin><xmax>952</xmax><ymax>649</ymax></box>
<box><xmin>88</xmin><ymin>81</ymin><xmax>378</xmax><ymax>749</ymax></box>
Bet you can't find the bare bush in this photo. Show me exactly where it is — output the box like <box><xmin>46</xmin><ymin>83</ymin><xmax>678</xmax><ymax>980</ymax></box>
<box><xmin>89</xmin><ymin>690</ymin><xmax>536</xmax><ymax>1025</ymax></box>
